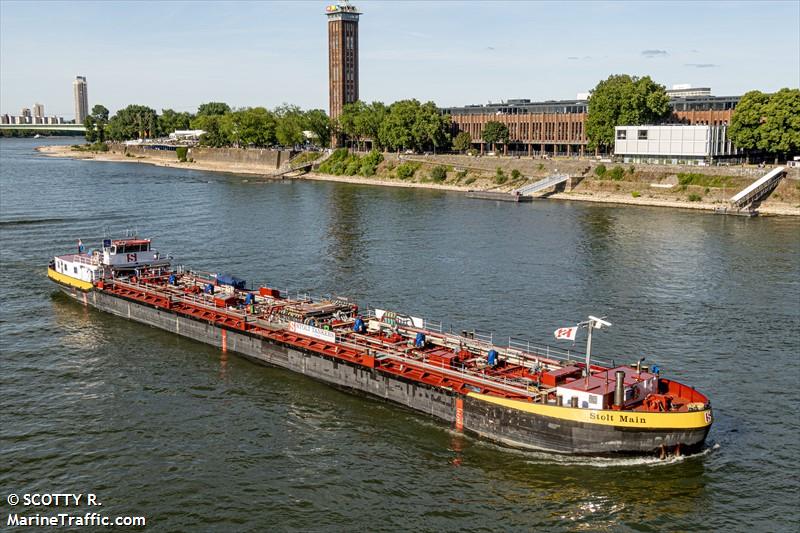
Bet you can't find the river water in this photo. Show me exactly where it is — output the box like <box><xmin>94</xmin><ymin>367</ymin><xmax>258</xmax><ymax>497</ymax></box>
<box><xmin>1</xmin><ymin>138</ymin><xmax>798</xmax><ymax>531</ymax></box>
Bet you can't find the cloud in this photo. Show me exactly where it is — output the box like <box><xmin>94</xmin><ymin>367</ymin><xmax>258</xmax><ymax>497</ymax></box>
<box><xmin>486</xmin><ymin>46</ymin><xmax>495</xmax><ymax>51</ymax></box>
<box><xmin>641</xmin><ymin>49</ymin><xmax>668</xmax><ymax>57</ymax></box>
<box><xmin>684</xmin><ymin>63</ymin><xmax>719</xmax><ymax>68</ymax></box>
<box><xmin>567</xmin><ymin>56</ymin><xmax>579</xmax><ymax>60</ymax></box>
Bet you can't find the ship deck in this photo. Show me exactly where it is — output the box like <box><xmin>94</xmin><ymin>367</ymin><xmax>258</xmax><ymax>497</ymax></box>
<box><xmin>96</xmin><ymin>269</ymin><xmax>708</xmax><ymax>413</ymax></box>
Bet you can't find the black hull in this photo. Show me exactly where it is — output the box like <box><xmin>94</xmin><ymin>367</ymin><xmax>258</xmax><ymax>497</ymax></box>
<box><xmin>56</xmin><ymin>285</ymin><xmax>710</xmax><ymax>456</ymax></box>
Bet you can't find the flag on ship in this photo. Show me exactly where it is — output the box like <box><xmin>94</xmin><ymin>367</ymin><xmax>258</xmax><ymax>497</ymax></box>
<box><xmin>554</xmin><ymin>326</ymin><xmax>578</xmax><ymax>341</ymax></box>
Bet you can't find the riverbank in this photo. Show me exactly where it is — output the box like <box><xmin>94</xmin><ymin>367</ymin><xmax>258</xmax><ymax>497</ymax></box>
<box><xmin>36</xmin><ymin>144</ymin><xmax>800</xmax><ymax>216</ymax></box>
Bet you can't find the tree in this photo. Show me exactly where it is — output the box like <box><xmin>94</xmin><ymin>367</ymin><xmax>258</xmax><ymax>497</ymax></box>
<box><xmin>379</xmin><ymin>99</ymin><xmax>418</xmax><ymax>152</ymax></box>
<box><xmin>358</xmin><ymin>102</ymin><xmax>388</xmax><ymax>150</ymax></box>
<box><xmin>83</xmin><ymin>104</ymin><xmax>109</xmax><ymax>142</ymax></box>
<box><xmin>757</xmin><ymin>88</ymin><xmax>800</xmax><ymax>158</ymax></box>
<box><xmin>196</xmin><ymin>102</ymin><xmax>231</xmax><ymax>117</ymax></box>
<box><xmin>338</xmin><ymin>101</ymin><xmax>367</xmax><ymax>149</ymax></box>
<box><xmin>106</xmin><ymin>104</ymin><xmax>159</xmax><ymax>141</ymax></box>
<box><xmin>159</xmin><ymin>108</ymin><xmax>193</xmax><ymax>136</ymax></box>
<box><xmin>729</xmin><ymin>88</ymin><xmax>800</xmax><ymax>161</ymax></box>
<box><xmin>453</xmin><ymin>131</ymin><xmax>472</xmax><ymax>153</ymax></box>
<box><xmin>413</xmin><ymin>101</ymin><xmax>450</xmax><ymax>153</ymax></box>
<box><xmin>482</xmin><ymin>121</ymin><xmax>509</xmax><ymax>151</ymax></box>
<box><xmin>83</xmin><ymin>116</ymin><xmax>97</xmax><ymax>142</ymax></box>
<box><xmin>586</xmin><ymin>74</ymin><xmax>670</xmax><ymax>151</ymax></box>
<box><xmin>727</xmin><ymin>90</ymin><xmax>769</xmax><ymax>152</ymax></box>
<box><xmin>274</xmin><ymin>104</ymin><xmax>305</xmax><ymax>147</ymax></box>
<box><xmin>91</xmin><ymin>104</ymin><xmax>109</xmax><ymax>123</ymax></box>
<box><xmin>303</xmin><ymin>109</ymin><xmax>332</xmax><ymax>148</ymax></box>
<box><xmin>221</xmin><ymin>107</ymin><xmax>276</xmax><ymax>147</ymax></box>
<box><xmin>191</xmin><ymin>115</ymin><xmax>228</xmax><ymax>147</ymax></box>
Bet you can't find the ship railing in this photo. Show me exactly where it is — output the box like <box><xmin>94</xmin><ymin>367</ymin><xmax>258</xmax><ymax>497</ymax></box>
<box><xmin>377</xmin><ymin>352</ymin><xmax>541</xmax><ymax>399</ymax></box>
<box><xmin>507</xmin><ymin>337</ymin><xmax>614</xmax><ymax>368</ymax></box>
<box><xmin>72</xmin><ymin>254</ymin><xmax>99</xmax><ymax>266</ymax></box>
<box><xmin>332</xmin><ymin>334</ymin><xmax>542</xmax><ymax>399</ymax></box>
<box><xmin>424</xmin><ymin>319</ymin><xmax>443</xmax><ymax>333</ymax></box>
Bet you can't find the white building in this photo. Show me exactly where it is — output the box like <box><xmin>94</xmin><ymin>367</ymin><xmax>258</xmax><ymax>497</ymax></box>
<box><xmin>614</xmin><ymin>124</ymin><xmax>737</xmax><ymax>164</ymax></box>
<box><xmin>168</xmin><ymin>129</ymin><xmax>205</xmax><ymax>141</ymax></box>
<box><xmin>666</xmin><ymin>84</ymin><xmax>712</xmax><ymax>98</ymax></box>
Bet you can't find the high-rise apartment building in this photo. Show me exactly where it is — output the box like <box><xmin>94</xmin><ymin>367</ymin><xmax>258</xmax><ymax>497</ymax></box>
<box><xmin>326</xmin><ymin>3</ymin><xmax>360</xmax><ymax>123</ymax></box>
<box><xmin>33</xmin><ymin>103</ymin><xmax>44</xmax><ymax>118</ymax></box>
<box><xmin>73</xmin><ymin>76</ymin><xmax>88</xmax><ymax>124</ymax></box>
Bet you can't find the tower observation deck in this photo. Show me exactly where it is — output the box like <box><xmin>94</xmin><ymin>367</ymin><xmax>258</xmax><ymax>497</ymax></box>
<box><xmin>326</xmin><ymin>2</ymin><xmax>360</xmax><ymax>127</ymax></box>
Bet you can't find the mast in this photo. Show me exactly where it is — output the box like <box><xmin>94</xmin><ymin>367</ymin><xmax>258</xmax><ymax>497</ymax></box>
<box><xmin>584</xmin><ymin>315</ymin><xmax>611</xmax><ymax>385</ymax></box>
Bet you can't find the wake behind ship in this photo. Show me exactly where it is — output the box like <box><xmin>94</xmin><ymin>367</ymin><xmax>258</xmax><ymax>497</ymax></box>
<box><xmin>48</xmin><ymin>236</ymin><xmax>713</xmax><ymax>456</ymax></box>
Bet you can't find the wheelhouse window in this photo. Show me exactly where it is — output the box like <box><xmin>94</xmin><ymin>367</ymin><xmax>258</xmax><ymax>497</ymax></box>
<box><xmin>616</xmin><ymin>130</ymin><xmax>627</xmax><ymax>140</ymax></box>
<box><xmin>638</xmin><ymin>130</ymin><xmax>648</xmax><ymax>140</ymax></box>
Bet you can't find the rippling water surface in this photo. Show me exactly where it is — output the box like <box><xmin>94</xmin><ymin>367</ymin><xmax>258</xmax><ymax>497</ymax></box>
<box><xmin>1</xmin><ymin>138</ymin><xmax>799</xmax><ymax>531</ymax></box>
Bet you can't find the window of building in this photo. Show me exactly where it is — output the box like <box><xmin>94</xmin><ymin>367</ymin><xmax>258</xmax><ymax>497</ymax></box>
<box><xmin>638</xmin><ymin>130</ymin><xmax>648</xmax><ymax>140</ymax></box>
<box><xmin>616</xmin><ymin>130</ymin><xmax>626</xmax><ymax>140</ymax></box>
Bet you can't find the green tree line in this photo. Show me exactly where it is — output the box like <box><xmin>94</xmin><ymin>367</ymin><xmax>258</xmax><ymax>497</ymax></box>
<box><xmin>87</xmin><ymin>99</ymin><xmax>453</xmax><ymax>152</ymax></box>
<box><xmin>335</xmin><ymin>99</ymin><xmax>451</xmax><ymax>152</ymax></box>
<box><xmin>86</xmin><ymin>101</ymin><xmax>332</xmax><ymax>148</ymax></box>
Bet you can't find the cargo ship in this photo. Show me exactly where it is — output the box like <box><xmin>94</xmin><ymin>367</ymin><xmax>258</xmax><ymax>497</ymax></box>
<box><xmin>48</xmin><ymin>236</ymin><xmax>713</xmax><ymax>456</ymax></box>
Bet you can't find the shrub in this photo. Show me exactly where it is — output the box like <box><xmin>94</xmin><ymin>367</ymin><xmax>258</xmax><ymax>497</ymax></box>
<box><xmin>359</xmin><ymin>149</ymin><xmax>383</xmax><ymax>176</ymax></box>
<box><xmin>628</xmin><ymin>165</ymin><xmax>636</xmax><ymax>175</ymax></box>
<box><xmin>467</xmin><ymin>148</ymin><xmax>478</xmax><ymax>156</ymax></box>
<box><xmin>631</xmin><ymin>191</ymin><xmax>641</xmax><ymax>198</ymax></box>
<box><xmin>511</xmin><ymin>169</ymin><xmax>521</xmax><ymax>180</ymax></box>
<box><xmin>430</xmin><ymin>165</ymin><xmax>447</xmax><ymax>182</ymax></box>
<box><xmin>456</xmin><ymin>170</ymin><xmax>468</xmax><ymax>181</ymax></box>
<box><xmin>494</xmin><ymin>167</ymin><xmax>508</xmax><ymax>184</ymax></box>
<box><xmin>537</xmin><ymin>163</ymin><xmax>545</xmax><ymax>171</ymax></box>
<box><xmin>688</xmin><ymin>193</ymin><xmax>702</xmax><ymax>202</ymax></box>
<box><xmin>318</xmin><ymin>148</ymin><xmax>350</xmax><ymax>175</ymax></box>
<box><xmin>176</xmin><ymin>146</ymin><xmax>188</xmax><ymax>162</ymax></box>
<box><xmin>464</xmin><ymin>177</ymin><xmax>476</xmax><ymax>185</ymax></box>
<box><xmin>345</xmin><ymin>160</ymin><xmax>360</xmax><ymax>175</ymax></box>
<box><xmin>396</xmin><ymin>162</ymin><xmax>420</xmax><ymax>180</ymax></box>
<box><xmin>608</xmin><ymin>166</ymin><xmax>625</xmax><ymax>180</ymax></box>
<box><xmin>594</xmin><ymin>164</ymin><xmax>607</xmax><ymax>177</ymax></box>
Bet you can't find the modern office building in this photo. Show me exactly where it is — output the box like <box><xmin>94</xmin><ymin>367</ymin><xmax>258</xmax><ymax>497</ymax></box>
<box><xmin>614</xmin><ymin>124</ymin><xmax>737</xmax><ymax>164</ymax></box>
<box><xmin>326</xmin><ymin>3</ymin><xmax>360</xmax><ymax>122</ymax></box>
<box><xmin>73</xmin><ymin>76</ymin><xmax>88</xmax><ymax>124</ymax></box>
<box><xmin>666</xmin><ymin>84</ymin><xmax>712</xmax><ymax>98</ymax></box>
<box><xmin>441</xmin><ymin>89</ymin><xmax>741</xmax><ymax>156</ymax></box>
<box><xmin>33</xmin><ymin>103</ymin><xmax>44</xmax><ymax>119</ymax></box>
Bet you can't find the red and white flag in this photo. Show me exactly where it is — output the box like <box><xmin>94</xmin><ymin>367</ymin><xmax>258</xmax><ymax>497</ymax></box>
<box><xmin>554</xmin><ymin>326</ymin><xmax>578</xmax><ymax>341</ymax></box>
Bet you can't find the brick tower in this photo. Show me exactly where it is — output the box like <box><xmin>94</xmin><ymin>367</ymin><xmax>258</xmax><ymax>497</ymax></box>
<box><xmin>327</xmin><ymin>2</ymin><xmax>360</xmax><ymax>144</ymax></box>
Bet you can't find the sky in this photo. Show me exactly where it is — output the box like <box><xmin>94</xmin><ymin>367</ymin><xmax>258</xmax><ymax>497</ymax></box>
<box><xmin>1</xmin><ymin>0</ymin><xmax>798</xmax><ymax>119</ymax></box>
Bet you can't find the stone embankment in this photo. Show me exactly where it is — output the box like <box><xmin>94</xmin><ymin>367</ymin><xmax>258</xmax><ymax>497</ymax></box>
<box><xmin>36</xmin><ymin>144</ymin><xmax>800</xmax><ymax>216</ymax></box>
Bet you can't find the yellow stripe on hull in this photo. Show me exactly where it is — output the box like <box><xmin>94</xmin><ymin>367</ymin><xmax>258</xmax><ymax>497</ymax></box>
<box><xmin>47</xmin><ymin>268</ymin><xmax>94</xmax><ymax>291</ymax></box>
<box><xmin>467</xmin><ymin>392</ymin><xmax>712</xmax><ymax>430</ymax></box>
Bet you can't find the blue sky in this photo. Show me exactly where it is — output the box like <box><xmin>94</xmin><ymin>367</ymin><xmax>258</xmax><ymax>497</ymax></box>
<box><xmin>1</xmin><ymin>0</ymin><xmax>798</xmax><ymax>119</ymax></box>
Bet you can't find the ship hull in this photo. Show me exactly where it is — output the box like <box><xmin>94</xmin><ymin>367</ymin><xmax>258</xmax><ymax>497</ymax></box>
<box><xmin>55</xmin><ymin>284</ymin><xmax>711</xmax><ymax>455</ymax></box>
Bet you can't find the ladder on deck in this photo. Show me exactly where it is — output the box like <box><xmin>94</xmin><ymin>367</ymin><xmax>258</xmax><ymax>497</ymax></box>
<box><xmin>514</xmin><ymin>174</ymin><xmax>570</xmax><ymax>196</ymax></box>
<box><xmin>728</xmin><ymin>166</ymin><xmax>785</xmax><ymax>212</ymax></box>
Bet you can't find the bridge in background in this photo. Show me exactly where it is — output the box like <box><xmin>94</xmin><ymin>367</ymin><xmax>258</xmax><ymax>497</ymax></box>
<box><xmin>0</xmin><ymin>124</ymin><xmax>86</xmax><ymax>132</ymax></box>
